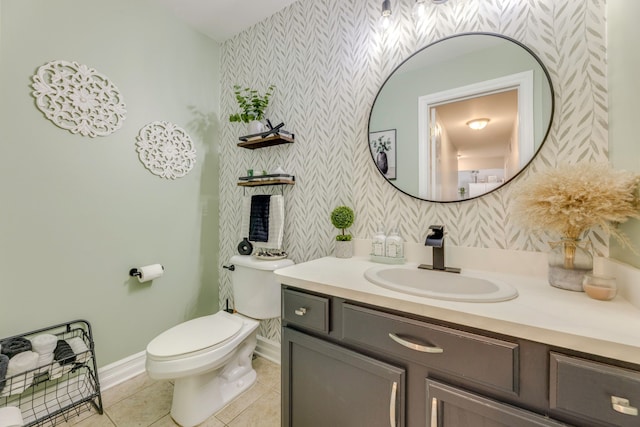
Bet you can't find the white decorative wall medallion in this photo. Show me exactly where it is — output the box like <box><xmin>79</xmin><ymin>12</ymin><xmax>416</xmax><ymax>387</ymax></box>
<box><xmin>31</xmin><ymin>60</ymin><xmax>127</xmax><ymax>137</ymax></box>
<box><xmin>136</xmin><ymin>121</ymin><xmax>196</xmax><ymax>179</ymax></box>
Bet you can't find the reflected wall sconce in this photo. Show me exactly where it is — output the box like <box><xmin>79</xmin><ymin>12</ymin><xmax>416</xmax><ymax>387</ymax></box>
<box><xmin>466</xmin><ymin>118</ymin><xmax>490</xmax><ymax>130</ymax></box>
<box><xmin>379</xmin><ymin>0</ymin><xmax>393</xmax><ymax>30</ymax></box>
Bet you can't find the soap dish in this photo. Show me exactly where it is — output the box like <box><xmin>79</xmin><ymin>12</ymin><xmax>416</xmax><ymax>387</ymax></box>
<box><xmin>370</xmin><ymin>255</ymin><xmax>406</xmax><ymax>264</ymax></box>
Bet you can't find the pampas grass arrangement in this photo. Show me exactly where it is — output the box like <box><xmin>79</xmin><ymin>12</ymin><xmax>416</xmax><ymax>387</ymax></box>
<box><xmin>513</xmin><ymin>162</ymin><xmax>640</xmax><ymax>247</ymax></box>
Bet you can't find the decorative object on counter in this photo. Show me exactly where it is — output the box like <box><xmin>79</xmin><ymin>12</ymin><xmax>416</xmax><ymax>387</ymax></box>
<box><xmin>369</xmin><ymin>129</ymin><xmax>396</xmax><ymax>180</ymax></box>
<box><xmin>513</xmin><ymin>162</ymin><xmax>640</xmax><ymax>291</ymax></box>
<box><xmin>238</xmin><ymin>237</ymin><xmax>253</xmax><ymax>255</ymax></box>
<box><xmin>582</xmin><ymin>273</ymin><xmax>617</xmax><ymax>301</ymax></box>
<box><xmin>136</xmin><ymin>121</ymin><xmax>196</xmax><ymax>179</ymax></box>
<box><xmin>31</xmin><ymin>60</ymin><xmax>127</xmax><ymax>137</ymax></box>
<box><xmin>371</xmin><ymin>224</ymin><xmax>386</xmax><ymax>257</ymax></box>
<box><xmin>331</xmin><ymin>206</ymin><xmax>355</xmax><ymax>258</ymax></box>
<box><xmin>247</xmin><ymin>169</ymin><xmax>254</xmax><ymax>177</ymax></box>
<box><xmin>254</xmin><ymin>248</ymin><xmax>288</xmax><ymax>260</ymax></box>
<box><xmin>229</xmin><ymin>84</ymin><xmax>275</xmax><ymax>134</ymax></box>
<box><xmin>385</xmin><ymin>226</ymin><xmax>404</xmax><ymax>258</ymax></box>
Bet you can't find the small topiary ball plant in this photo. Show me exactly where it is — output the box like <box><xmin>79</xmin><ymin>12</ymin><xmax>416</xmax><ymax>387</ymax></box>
<box><xmin>331</xmin><ymin>206</ymin><xmax>355</xmax><ymax>241</ymax></box>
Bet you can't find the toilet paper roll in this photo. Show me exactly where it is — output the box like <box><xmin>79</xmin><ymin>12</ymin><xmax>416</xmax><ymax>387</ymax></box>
<box><xmin>0</xmin><ymin>406</ymin><xmax>23</xmax><ymax>427</ymax></box>
<box><xmin>136</xmin><ymin>264</ymin><xmax>164</xmax><ymax>283</ymax></box>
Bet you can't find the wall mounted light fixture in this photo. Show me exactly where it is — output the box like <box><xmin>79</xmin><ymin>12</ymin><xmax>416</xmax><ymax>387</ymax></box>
<box><xmin>412</xmin><ymin>0</ymin><xmax>448</xmax><ymax>24</ymax></box>
<box><xmin>466</xmin><ymin>118</ymin><xmax>490</xmax><ymax>130</ymax></box>
<box><xmin>379</xmin><ymin>0</ymin><xmax>393</xmax><ymax>30</ymax></box>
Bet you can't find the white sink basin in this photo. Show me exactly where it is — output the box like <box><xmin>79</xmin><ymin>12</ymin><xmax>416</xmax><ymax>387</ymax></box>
<box><xmin>363</xmin><ymin>266</ymin><xmax>518</xmax><ymax>302</ymax></box>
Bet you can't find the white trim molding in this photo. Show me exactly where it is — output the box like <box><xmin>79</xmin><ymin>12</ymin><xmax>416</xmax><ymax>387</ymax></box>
<box><xmin>254</xmin><ymin>335</ymin><xmax>281</xmax><ymax>365</ymax></box>
<box><xmin>97</xmin><ymin>350</ymin><xmax>146</xmax><ymax>391</ymax></box>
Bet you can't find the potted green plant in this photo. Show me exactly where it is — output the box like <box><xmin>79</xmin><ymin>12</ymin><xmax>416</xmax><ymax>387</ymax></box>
<box><xmin>229</xmin><ymin>84</ymin><xmax>275</xmax><ymax>134</ymax></box>
<box><xmin>331</xmin><ymin>206</ymin><xmax>355</xmax><ymax>258</ymax></box>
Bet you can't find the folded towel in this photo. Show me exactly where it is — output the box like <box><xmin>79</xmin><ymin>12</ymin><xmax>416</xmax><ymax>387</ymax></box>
<box><xmin>31</xmin><ymin>334</ymin><xmax>57</xmax><ymax>355</ymax></box>
<box><xmin>0</xmin><ymin>337</ymin><xmax>32</xmax><ymax>359</ymax></box>
<box><xmin>249</xmin><ymin>195</ymin><xmax>271</xmax><ymax>242</ymax></box>
<box><xmin>0</xmin><ymin>406</ymin><xmax>24</xmax><ymax>427</ymax></box>
<box><xmin>66</xmin><ymin>337</ymin><xmax>89</xmax><ymax>364</ymax></box>
<box><xmin>0</xmin><ymin>351</ymin><xmax>38</xmax><ymax>396</ymax></box>
<box><xmin>53</xmin><ymin>340</ymin><xmax>75</xmax><ymax>365</ymax></box>
<box><xmin>242</xmin><ymin>195</ymin><xmax>284</xmax><ymax>249</ymax></box>
<box><xmin>0</xmin><ymin>354</ymin><xmax>8</xmax><ymax>393</ymax></box>
<box><xmin>48</xmin><ymin>361</ymin><xmax>73</xmax><ymax>380</ymax></box>
<box><xmin>35</xmin><ymin>353</ymin><xmax>54</xmax><ymax>375</ymax></box>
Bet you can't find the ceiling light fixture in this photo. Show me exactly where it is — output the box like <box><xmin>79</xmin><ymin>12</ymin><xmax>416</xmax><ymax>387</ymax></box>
<box><xmin>466</xmin><ymin>118</ymin><xmax>490</xmax><ymax>130</ymax></box>
<box><xmin>379</xmin><ymin>0</ymin><xmax>393</xmax><ymax>30</ymax></box>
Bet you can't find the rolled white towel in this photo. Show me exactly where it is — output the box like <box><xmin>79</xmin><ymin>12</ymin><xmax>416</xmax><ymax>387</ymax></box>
<box><xmin>31</xmin><ymin>334</ymin><xmax>57</xmax><ymax>355</ymax></box>
<box><xmin>0</xmin><ymin>406</ymin><xmax>24</xmax><ymax>427</ymax></box>
<box><xmin>66</xmin><ymin>337</ymin><xmax>90</xmax><ymax>364</ymax></box>
<box><xmin>1</xmin><ymin>351</ymin><xmax>38</xmax><ymax>397</ymax></box>
<box><xmin>35</xmin><ymin>353</ymin><xmax>54</xmax><ymax>375</ymax></box>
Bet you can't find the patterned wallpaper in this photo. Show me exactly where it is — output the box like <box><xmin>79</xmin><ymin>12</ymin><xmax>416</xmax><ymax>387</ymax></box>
<box><xmin>219</xmin><ymin>0</ymin><xmax>608</xmax><ymax>341</ymax></box>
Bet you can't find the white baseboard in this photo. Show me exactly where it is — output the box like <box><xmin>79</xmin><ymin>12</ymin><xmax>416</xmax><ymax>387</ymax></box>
<box><xmin>98</xmin><ymin>350</ymin><xmax>146</xmax><ymax>391</ymax></box>
<box><xmin>254</xmin><ymin>335</ymin><xmax>281</xmax><ymax>365</ymax></box>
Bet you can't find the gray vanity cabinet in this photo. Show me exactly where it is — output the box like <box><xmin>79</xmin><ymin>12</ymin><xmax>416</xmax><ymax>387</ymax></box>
<box><xmin>282</xmin><ymin>327</ymin><xmax>405</xmax><ymax>427</ymax></box>
<box><xmin>427</xmin><ymin>380</ymin><xmax>566</xmax><ymax>427</ymax></box>
<box><xmin>281</xmin><ymin>286</ymin><xmax>640</xmax><ymax>427</ymax></box>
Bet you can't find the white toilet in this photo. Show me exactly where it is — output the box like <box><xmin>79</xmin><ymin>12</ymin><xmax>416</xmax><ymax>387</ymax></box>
<box><xmin>145</xmin><ymin>255</ymin><xmax>294</xmax><ymax>427</ymax></box>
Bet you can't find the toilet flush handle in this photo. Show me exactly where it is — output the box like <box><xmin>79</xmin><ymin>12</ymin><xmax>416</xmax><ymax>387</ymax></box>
<box><xmin>223</xmin><ymin>265</ymin><xmax>235</xmax><ymax>271</ymax></box>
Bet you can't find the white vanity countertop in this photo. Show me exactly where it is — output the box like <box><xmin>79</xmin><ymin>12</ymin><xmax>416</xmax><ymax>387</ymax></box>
<box><xmin>275</xmin><ymin>256</ymin><xmax>640</xmax><ymax>365</ymax></box>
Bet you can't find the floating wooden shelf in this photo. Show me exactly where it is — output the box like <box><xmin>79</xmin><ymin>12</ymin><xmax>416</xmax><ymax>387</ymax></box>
<box><xmin>237</xmin><ymin>178</ymin><xmax>295</xmax><ymax>187</ymax></box>
<box><xmin>237</xmin><ymin>134</ymin><xmax>294</xmax><ymax>149</ymax></box>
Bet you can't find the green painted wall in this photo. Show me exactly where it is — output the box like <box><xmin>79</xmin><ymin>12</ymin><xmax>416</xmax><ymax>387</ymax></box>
<box><xmin>608</xmin><ymin>0</ymin><xmax>640</xmax><ymax>267</ymax></box>
<box><xmin>0</xmin><ymin>0</ymin><xmax>221</xmax><ymax>366</ymax></box>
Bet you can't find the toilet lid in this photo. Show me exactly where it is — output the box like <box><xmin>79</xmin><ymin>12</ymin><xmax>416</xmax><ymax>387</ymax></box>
<box><xmin>147</xmin><ymin>312</ymin><xmax>243</xmax><ymax>358</ymax></box>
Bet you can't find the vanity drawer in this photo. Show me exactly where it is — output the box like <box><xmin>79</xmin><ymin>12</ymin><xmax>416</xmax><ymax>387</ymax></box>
<box><xmin>550</xmin><ymin>353</ymin><xmax>640</xmax><ymax>426</ymax></box>
<box><xmin>282</xmin><ymin>288</ymin><xmax>330</xmax><ymax>333</ymax></box>
<box><xmin>342</xmin><ymin>303</ymin><xmax>519</xmax><ymax>394</ymax></box>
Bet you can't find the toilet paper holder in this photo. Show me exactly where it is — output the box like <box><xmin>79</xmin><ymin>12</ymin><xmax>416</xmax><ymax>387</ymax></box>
<box><xmin>129</xmin><ymin>265</ymin><xmax>165</xmax><ymax>278</ymax></box>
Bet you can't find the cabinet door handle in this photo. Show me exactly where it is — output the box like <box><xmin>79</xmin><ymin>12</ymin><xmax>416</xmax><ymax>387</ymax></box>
<box><xmin>389</xmin><ymin>381</ymin><xmax>397</xmax><ymax>427</ymax></box>
<box><xmin>294</xmin><ymin>307</ymin><xmax>307</xmax><ymax>316</ymax></box>
<box><xmin>430</xmin><ymin>397</ymin><xmax>438</xmax><ymax>427</ymax></box>
<box><xmin>388</xmin><ymin>333</ymin><xmax>443</xmax><ymax>353</ymax></box>
<box><xmin>612</xmin><ymin>396</ymin><xmax>639</xmax><ymax>416</ymax></box>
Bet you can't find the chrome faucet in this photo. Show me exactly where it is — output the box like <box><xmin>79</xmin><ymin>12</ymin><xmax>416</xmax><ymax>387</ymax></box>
<box><xmin>419</xmin><ymin>225</ymin><xmax>460</xmax><ymax>274</ymax></box>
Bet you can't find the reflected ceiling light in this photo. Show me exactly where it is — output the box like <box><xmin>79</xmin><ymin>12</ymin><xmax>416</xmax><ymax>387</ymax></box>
<box><xmin>413</xmin><ymin>0</ymin><xmax>448</xmax><ymax>24</ymax></box>
<box><xmin>466</xmin><ymin>118</ymin><xmax>490</xmax><ymax>130</ymax></box>
<box><xmin>379</xmin><ymin>0</ymin><xmax>393</xmax><ymax>30</ymax></box>
<box><xmin>412</xmin><ymin>0</ymin><xmax>427</xmax><ymax>21</ymax></box>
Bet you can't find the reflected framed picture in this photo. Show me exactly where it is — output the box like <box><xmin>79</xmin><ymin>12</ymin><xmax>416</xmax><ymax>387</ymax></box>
<box><xmin>369</xmin><ymin>129</ymin><xmax>396</xmax><ymax>180</ymax></box>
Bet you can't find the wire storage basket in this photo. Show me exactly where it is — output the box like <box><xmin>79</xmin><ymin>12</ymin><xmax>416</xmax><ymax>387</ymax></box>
<box><xmin>0</xmin><ymin>320</ymin><xmax>103</xmax><ymax>426</ymax></box>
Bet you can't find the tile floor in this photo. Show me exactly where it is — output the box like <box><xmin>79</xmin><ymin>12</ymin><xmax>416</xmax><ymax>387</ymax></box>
<box><xmin>59</xmin><ymin>357</ymin><xmax>281</xmax><ymax>427</ymax></box>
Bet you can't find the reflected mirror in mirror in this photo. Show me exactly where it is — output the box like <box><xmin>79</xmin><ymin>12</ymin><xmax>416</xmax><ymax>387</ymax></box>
<box><xmin>368</xmin><ymin>33</ymin><xmax>554</xmax><ymax>202</ymax></box>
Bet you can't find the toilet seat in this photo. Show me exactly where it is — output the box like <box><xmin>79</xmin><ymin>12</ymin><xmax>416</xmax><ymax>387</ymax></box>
<box><xmin>147</xmin><ymin>311</ymin><xmax>243</xmax><ymax>361</ymax></box>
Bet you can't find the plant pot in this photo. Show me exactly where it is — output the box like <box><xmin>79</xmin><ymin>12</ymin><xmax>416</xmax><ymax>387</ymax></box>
<box><xmin>248</xmin><ymin>120</ymin><xmax>265</xmax><ymax>134</ymax></box>
<box><xmin>376</xmin><ymin>152</ymin><xmax>388</xmax><ymax>174</ymax></box>
<box><xmin>334</xmin><ymin>241</ymin><xmax>353</xmax><ymax>259</ymax></box>
<box><xmin>548</xmin><ymin>238</ymin><xmax>593</xmax><ymax>291</ymax></box>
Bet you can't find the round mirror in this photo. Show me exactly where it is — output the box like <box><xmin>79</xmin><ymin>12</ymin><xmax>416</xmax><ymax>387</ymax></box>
<box><xmin>368</xmin><ymin>33</ymin><xmax>554</xmax><ymax>202</ymax></box>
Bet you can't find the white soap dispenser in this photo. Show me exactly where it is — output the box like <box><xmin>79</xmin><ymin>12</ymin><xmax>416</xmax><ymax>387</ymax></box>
<box><xmin>371</xmin><ymin>224</ymin><xmax>386</xmax><ymax>257</ymax></box>
<box><xmin>385</xmin><ymin>226</ymin><xmax>404</xmax><ymax>258</ymax></box>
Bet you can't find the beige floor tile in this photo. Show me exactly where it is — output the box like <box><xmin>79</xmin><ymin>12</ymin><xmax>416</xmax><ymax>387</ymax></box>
<box><xmin>253</xmin><ymin>357</ymin><xmax>280</xmax><ymax>390</ymax></box>
<box><xmin>59</xmin><ymin>412</ymin><xmax>116</xmax><ymax>427</ymax></box>
<box><xmin>227</xmin><ymin>390</ymin><xmax>280</xmax><ymax>427</ymax></box>
<box><xmin>106</xmin><ymin>381</ymin><xmax>173</xmax><ymax>427</ymax></box>
<box><xmin>150</xmin><ymin>412</ymin><xmax>226</xmax><ymax>427</ymax></box>
<box><xmin>214</xmin><ymin>381</ymin><xmax>270</xmax><ymax>424</ymax></box>
<box><xmin>101</xmin><ymin>373</ymin><xmax>158</xmax><ymax>408</ymax></box>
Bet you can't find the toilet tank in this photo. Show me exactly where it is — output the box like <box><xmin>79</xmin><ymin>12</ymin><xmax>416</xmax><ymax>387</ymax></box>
<box><xmin>229</xmin><ymin>255</ymin><xmax>294</xmax><ymax>319</ymax></box>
